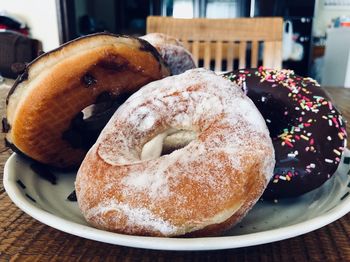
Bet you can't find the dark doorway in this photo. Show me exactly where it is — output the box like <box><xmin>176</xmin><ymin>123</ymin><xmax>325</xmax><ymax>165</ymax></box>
<box><xmin>56</xmin><ymin>0</ymin><xmax>161</xmax><ymax>44</ymax></box>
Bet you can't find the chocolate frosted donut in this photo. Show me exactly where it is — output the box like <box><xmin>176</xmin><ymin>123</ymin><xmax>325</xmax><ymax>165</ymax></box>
<box><xmin>224</xmin><ymin>67</ymin><xmax>347</xmax><ymax>198</ymax></box>
<box><xmin>140</xmin><ymin>33</ymin><xmax>196</xmax><ymax>75</ymax></box>
<box><xmin>4</xmin><ymin>33</ymin><xmax>170</xmax><ymax>168</ymax></box>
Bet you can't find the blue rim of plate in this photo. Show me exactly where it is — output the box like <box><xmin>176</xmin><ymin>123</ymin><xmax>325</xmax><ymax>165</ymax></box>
<box><xmin>3</xmin><ymin>151</ymin><xmax>350</xmax><ymax>251</ymax></box>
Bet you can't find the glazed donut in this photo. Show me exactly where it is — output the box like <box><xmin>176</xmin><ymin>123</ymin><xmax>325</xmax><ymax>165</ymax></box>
<box><xmin>4</xmin><ymin>33</ymin><xmax>170</xmax><ymax>168</ymax></box>
<box><xmin>223</xmin><ymin>67</ymin><xmax>347</xmax><ymax>199</ymax></box>
<box><xmin>75</xmin><ymin>69</ymin><xmax>275</xmax><ymax>237</ymax></box>
<box><xmin>140</xmin><ymin>33</ymin><xmax>196</xmax><ymax>75</ymax></box>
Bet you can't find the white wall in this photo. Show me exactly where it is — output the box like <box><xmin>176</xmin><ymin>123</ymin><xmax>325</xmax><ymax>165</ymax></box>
<box><xmin>0</xmin><ymin>0</ymin><xmax>60</xmax><ymax>51</ymax></box>
<box><xmin>313</xmin><ymin>0</ymin><xmax>350</xmax><ymax>37</ymax></box>
<box><xmin>322</xmin><ymin>28</ymin><xmax>350</xmax><ymax>87</ymax></box>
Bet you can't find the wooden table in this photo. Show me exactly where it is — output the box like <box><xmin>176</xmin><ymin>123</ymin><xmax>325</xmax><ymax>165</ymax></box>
<box><xmin>0</xmin><ymin>82</ymin><xmax>349</xmax><ymax>261</ymax></box>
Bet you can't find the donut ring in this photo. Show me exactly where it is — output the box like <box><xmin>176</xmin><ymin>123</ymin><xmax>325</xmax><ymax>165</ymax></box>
<box><xmin>141</xmin><ymin>33</ymin><xmax>196</xmax><ymax>75</ymax></box>
<box><xmin>4</xmin><ymin>33</ymin><xmax>170</xmax><ymax>168</ymax></box>
<box><xmin>75</xmin><ymin>69</ymin><xmax>275</xmax><ymax>237</ymax></box>
<box><xmin>224</xmin><ymin>67</ymin><xmax>347</xmax><ymax>198</ymax></box>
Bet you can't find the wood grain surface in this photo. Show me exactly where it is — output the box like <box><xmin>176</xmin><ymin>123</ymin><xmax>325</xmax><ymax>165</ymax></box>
<box><xmin>0</xmin><ymin>82</ymin><xmax>349</xmax><ymax>261</ymax></box>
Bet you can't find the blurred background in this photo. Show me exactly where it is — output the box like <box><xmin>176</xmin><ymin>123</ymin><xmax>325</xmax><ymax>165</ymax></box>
<box><xmin>1</xmin><ymin>0</ymin><xmax>350</xmax><ymax>87</ymax></box>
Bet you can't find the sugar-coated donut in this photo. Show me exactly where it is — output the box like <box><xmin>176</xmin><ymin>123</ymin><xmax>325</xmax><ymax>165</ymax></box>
<box><xmin>75</xmin><ymin>69</ymin><xmax>275</xmax><ymax>237</ymax></box>
<box><xmin>141</xmin><ymin>33</ymin><xmax>196</xmax><ymax>75</ymax></box>
<box><xmin>4</xmin><ymin>33</ymin><xmax>170</xmax><ymax>168</ymax></box>
<box><xmin>224</xmin><ymin>67</ymin><xmax>347</xmax><ymax>199</ymax></box>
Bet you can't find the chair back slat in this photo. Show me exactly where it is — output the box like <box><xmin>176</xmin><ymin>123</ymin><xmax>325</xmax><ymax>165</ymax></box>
<box><xmin>147</xmin><ymin>16</ymin><xmax>283</xmax><ymax>71</ymax></box>
<box><xmin>215</xmin><ymin>41</ymin><xmax>223</xmax><ymax>72</ymax></box>
<box><xmin>204</xmin><ymin>41</ymin><xmax>211</xmax><ymax>69</ymax></box>
<box><xmin>239</xmin><ymin>41</ymin><xmax>247</xmax><ymax>69</ymax></box>
<box><xmin>263</xmin><ymin>41</ymin><xmax>282</xmax><ymax>69</ymax></box>
<box><xmin>226</xmin><ymin>42</ymin><xmax>234</xmax><ymax>71</ymax></box>
<box><xmin>191</xmin><ymin>40</ymin><xmax>200</xmax><ymax>67</ymax></box>
<box><xmin>251</xmin><ymin>41</ymin><xmax>259</xmax><ymax>68</ymax></box>
<box><xmin>182</xmin><ymin>37</ymin><xmax>190</xmax><ymax>51</ymax></box>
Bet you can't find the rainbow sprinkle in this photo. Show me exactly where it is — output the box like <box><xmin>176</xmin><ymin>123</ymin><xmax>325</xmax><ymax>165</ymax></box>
<box><xmin>224</xmin><ymin>67</ymin><xmax>347</xmax><ymax>186</ymax></box>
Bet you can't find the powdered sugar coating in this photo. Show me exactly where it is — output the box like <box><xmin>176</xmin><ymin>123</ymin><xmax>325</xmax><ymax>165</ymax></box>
<box><xmin>76</xmin><ymin>68</ymin><xmax>275</xmax><ymax>237</ymax></box>
<box><xmin>86</xmin><ymin>200</ymin><xmax>176</xmax><ymax>235</ymax></box>
<box><xmin>141</xmin><ymin>33</ymin><xmax>196</xmax><ymax>75</ymax></box>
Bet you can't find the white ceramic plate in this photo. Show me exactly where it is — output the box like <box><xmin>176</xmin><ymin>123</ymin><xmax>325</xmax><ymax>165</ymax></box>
<box><xmin>3</xmin><ymin>150</ymin><xmax>350</xmax><ymax>251</ymax></box>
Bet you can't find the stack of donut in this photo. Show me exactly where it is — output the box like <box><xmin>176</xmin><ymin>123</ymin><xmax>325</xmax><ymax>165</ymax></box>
<box><xmin>4</xmin><ymin>32</ymin><xmax>347</xmax><ymax>237</ymax></box>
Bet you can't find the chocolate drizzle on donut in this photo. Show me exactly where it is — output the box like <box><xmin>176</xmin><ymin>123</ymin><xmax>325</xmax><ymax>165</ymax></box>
<box><xmin>6</xmin><ymin>69</ymin><xmax>29</xmax><ymax>106</ymax></box>
<box><xmin>138</xmin><ymin>38</ymin><xmax>164</xmax><ymax>63</ymax></box>
<box><xmin>11</xmin><ymin>62</ymin><xmax>27</xmax><ymax>75</ymax></box>
<box><xmin>17</xmin><ymin>69</ymin><xmax>29</xmax><ymax>83</ymax></box>
<box><xmin>81</xmin><ymin>73</ymin><xmax>97</xmax><ymax>87</ymax></box>
<box><xmin>62</xmin><ymin>92</ymin><xmax>131</xmax><ymax>150</ymax></box>
<box><xmin>223</xmin><ymin>67</ymin><xmax>347</xmax><ymax>199</ymax></box>
<box><xmin>2</xmin><ymin>118</ymin><xmax>10</xmax><ymax>133</ymax></box>
<box><xmin>37</xmin><ymin>50</ymin><xmax>45</xmax><ymax>56</ymax></box>
<box><xmin>98</xmin><ymin>55</ymin><xmax>129</xmax><ymax>72</ymax></box>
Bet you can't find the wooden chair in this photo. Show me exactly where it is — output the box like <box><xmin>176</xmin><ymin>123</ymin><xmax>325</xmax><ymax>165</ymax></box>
<box><xmin>146</xmin><ymin>16</ymin><xmax>283</xmax><ymax>71</ymax></box>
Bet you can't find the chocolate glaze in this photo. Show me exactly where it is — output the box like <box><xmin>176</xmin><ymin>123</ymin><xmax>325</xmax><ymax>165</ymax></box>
<box><xmin>95</xmin><ymin>91</ymin><xmax>113</xmax><ymax>103</ymax></box>
<box><xmin>97</xmin><ymin>54</ymin><xmax>130</xmax><ymax>72</ymax></box>
<box><xmin>11</xmin><ymin>62</ymin><xmax>27</xmax><ymax>75</ymax></box>
<box><xmin>4</xmin><ymin>137</ymin><xmax>79</xmax><ymax>171</ymax></box>
<box><xmin>224</xmin><ymin>67</ymin><xmax>347</xmax><ymax>199</ymax></box>
<box><xmin>81</xmin><ymin>73</ymin><xmax>97</xmax><ymax>87</ymax></box>
<box><xmin>2</xmin><ymin>118</ymin><xmax>10</xmax><ymax>133</ymax></box>
<box><xmin>37</xmin><ymin>50</ymin><xmax>45</xmax><ymax>56</ymax></box>
<box><xmin>4</xmin><ymin>137</ymin><xmax>34</xmax><ymax>161</ymax></box>
<box><xmin>6</xmin><ymin>69</ymin><xmax>28</xmax><ymax>105</ymax></box>
<box><xmin>137</xmin><ymin>38</ymin><xmax>164</xmax><ymax>64</ymax></box>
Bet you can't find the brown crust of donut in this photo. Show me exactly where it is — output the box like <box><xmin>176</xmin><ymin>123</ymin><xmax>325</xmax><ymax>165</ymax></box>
<box><xmin>6</xmin><ymin>33</ymin><xmax>170</xmax><ymax>168</ymax></box>
<box><xmin>183</xmin><ymin>167</ymin><xmax>264</xmax><ymax>238</ymax></box>
<box><xmin>77</xmin><ymin>147</ymin><xmax>267</xmax><ymax>237</ymax></box>
<box><xmin>6</xmin><ymin>33</ymin><xmax>164</xmax><ymax>103</ymax></box>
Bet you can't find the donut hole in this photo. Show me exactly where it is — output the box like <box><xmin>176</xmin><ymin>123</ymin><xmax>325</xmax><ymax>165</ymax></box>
<box><xmin>62</xmin><ymin>92</ymin><xmax>130</xmax><ymax>150</ymax></box>
<box><xmin>141</xmin><ymin>129</ymin><xmax>197</xmax><ymax>161</ymax></box>
<box><xmin>81</xmin><ymin>92</ymin><xmax>130</xmax><ymax>122</ymax></box>
<box><xmin>81</xmin><ymin>100</ymin><xmax>116</xmax><ymax>121</ymax></box>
